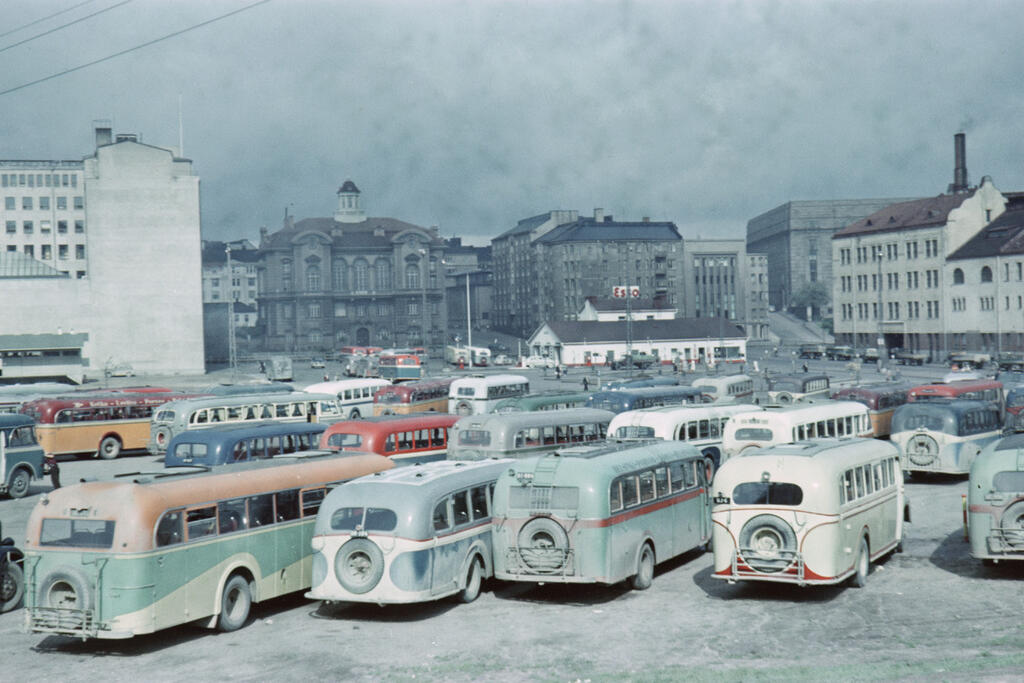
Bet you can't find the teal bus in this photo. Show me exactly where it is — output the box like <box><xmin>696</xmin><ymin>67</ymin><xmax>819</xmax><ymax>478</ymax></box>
<box><xmin>967</xmin><ymin>432</ymin><xmax>1024</xmax><ymax>564</ymax></box>
<box><xmin>23</xmin><ymin>452</ymin><xmax>393</xmax><ymax>639</ymax></box>
<box><xmin>493</xmin><ymin>391</ymin><xmax>592</xmax><ymax>413</ymax></box>
<box><xmin>491</xmin><ymin>440</ymin><xmax>711</xmax><ymax>590</ymax></box>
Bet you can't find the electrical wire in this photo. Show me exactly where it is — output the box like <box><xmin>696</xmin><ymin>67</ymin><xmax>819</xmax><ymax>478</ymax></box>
<box><xmin>0</xmin><ymin>0</ymin><xmax>135</xmax><ymax>55</ymax></box>
<box><xmin>0</xmin><ymin>0</ymin><xmax>98</xmax><ymax>40</ymax></box>
<box><xmin>0</xmin><ymin>0</ymin><xmax>273</xmax><ymax>98</ymax></box>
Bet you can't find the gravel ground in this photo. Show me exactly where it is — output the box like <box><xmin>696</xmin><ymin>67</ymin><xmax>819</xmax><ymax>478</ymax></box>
<box><xmin>1</xmin><ymin>360</ymin><xmax>1021</xmax><ymax>681</ymax></box>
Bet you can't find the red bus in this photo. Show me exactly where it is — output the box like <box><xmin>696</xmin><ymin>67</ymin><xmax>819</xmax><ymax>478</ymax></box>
<box><xmin>339</xmin><ymin>346</ymin><xmax>383</xmax><ymax>357</ymax></box>
<box><xmin>373</xmin><ymin>378</ymin><xmax>454</xmax><ymax>416</ymax></box>
<box><xmin>907</xmin><ymin>378</ymin><xmax>1004</xmax><ymax>405</ymax></box>
<box><xmin>378</xmin><ymin>354</ymin><xmax>423</xmax><ymax>382</ymax></box>
<box><xmin>20</xmin><ymin>392</ymin><xmax>206</xmax><ymax>460</ymax></box>
<box><xmin>831</xmin><ymin>384</ymin><xmax>911</xmax><ymax>438</ymax></box>
<box><xmin>319</xmin><ymin>414</ymin><xmax>458</xmax><ymax>463</ymax></box>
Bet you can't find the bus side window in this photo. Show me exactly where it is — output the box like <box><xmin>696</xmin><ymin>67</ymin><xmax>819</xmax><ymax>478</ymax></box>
<box><xmin>218</xmin><ymin>498</ymin><xmax>248</xmax><ymax>534</ymax></box>
<box><xmin>854</xmin><ymin>467</ymin><xmax>865</xmax><ymax>498</ymax></box>
<box><xmin>302</xmin><ymin>488</ymin><xmax>326</xmax><ymax>517</ymax></box>
<box><xmin>709</xmin><ymin>419</ymin><xmax>720</xmax><ymax>438</ymax></box>
<box><xmin>610</xmin><ymin>480</ymin><xmax>623</xmax><ymax>512</ymax></box>
<box><xmin>416</xmin><ymin>429</ymin><xmax>429</xmax><ymax>449</ymax></box>
<box><xmin>542</xmin><ymin>426</ymin><xmax>555</xmax><ymax>445</ymax></box>
<box><xmin>687</xmin><ymin>423</ymin><xmax>698</xmax><ymax>440</ymax></box>
<box><xmin>399</xmin><ymin>431</ymin><xmax>413</xmax><ymax>451</ymax></box>
<box><xmin>698</xmin><ymin>420</ymin><xmax>710</xmax><ymax>439</ymax></box>
<box><xmin>453</xmin><ymin>491</ymin><xmax>471</xmax><ymax>526</ymax></box>
<box><xmin>431</xmin><ymin>428</ymin><xmax>445</xmax><ymax>448</ymax></box>
<box><xmin>266</xmin><ymin>436</ymin><xmax>281</xmax><ymax>458</ymax></box>
<box><xmin>194</xmin><ymin>410</ymin><xmax>207</xmax><ymax>425</ymax></box>
<box><xmin>843</xmin><ymin>470</ymin><xmax>855</xmax><ymax>502</ymax></box>
<box><xmin>186</xmin><ymin>506</ymin><xmax>217</xmax><ymax>540</ymax></box>
<box><xmin>684</xmin><ymin>461</ymin><xmax>697</xmax><ymax>488</ymax></box>
<box><xmin>155</xmin><ymin>510</ymin><xmax>183</xmax><ymax>547</ymax></box>
<box><xmin>639</xmin><ymin>471</ymin><xmax>656</xmax><ymax>503</ymax></box>
<box><xmin>261</xmin><ymin>404</ymin><xmax>273</xmax><ymax>419</ymax></box>
<box><xmin>621</xmin><ymin>476</ymin><xmax>639</xmax><ymax>508</ymax></box>
<box><xmin>433</xmin><ymin>498</ymin><xmax>451</xmax><ymax>532</ymax></box>
<box><xmin>470</xmin><ymin>485</ymin><xmax>489</xmax><ymax>520</ymax></box>
<box><xmin>873</xmin><ymin>463</ymin><xmax>883</xmax><ymax>490</ymax></box>
<box><xmin>275</xmin><ymin>404</ymin><xmax>289</xmax><ymax>418</ymax></box>
<box><xmin>248</xmin><ymin>493</ymin><xmax>274</xmax><ymax>527</ymax></box>
<box><xmin>385</xmin><ymin>434</ymin><xmax>396</xmax><ymax>452</ymax></box>
<box><xmin>276</xmin><ymin>489</ymin><xmax>300</xmax><ymax>522</ymax></box>
<box><xmin>654</xmin><ymin>466</ymin><xmax>669</xmax><ymax>497</ymax></box>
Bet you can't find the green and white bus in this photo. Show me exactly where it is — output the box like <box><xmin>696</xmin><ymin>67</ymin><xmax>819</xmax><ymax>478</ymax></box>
<box><xmin>967</xmin><ymin>432</ymin><xmax>1024</xmax><ymax>563</ymax></box>
<box><xmin>491</xmin><ymin>440</ymin><xmax>711</xmax><ymax>590</ymax></box>
<box><xmin>23</xmin><ymin>452</ymin><xmax>393</xmax><ymax>639</ymax></box>
<box><xmin>447</xmin><ymin>408</ymin><xmax>614</xmax><ymax>461</ymax></box>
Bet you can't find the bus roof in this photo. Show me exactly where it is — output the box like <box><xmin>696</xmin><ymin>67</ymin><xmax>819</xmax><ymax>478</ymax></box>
<box><xmin>303</xmin><ymin>379</ymin><xmax>390</xmax><ymax>394</ymax></box>
<box><xmin>894</xmin><ymin>398</ymin><xmax>1001</xmax><ymax>417</ymax></box>
<box><xmin>328</xmin><ymin>458</ymin><xmax>511</xmax><ymax>497</ymax></box>
<box><xmin>453</xmin><ymin>408</ymin><xmax>615</xmax><ymax>431</ymax></box>
<box><xmin>25</xmin><ymin>453</ymin><xmax>394</xmax><ymax>552</ymax></box>
<box><xmin>154</xmin><ymin>391</ymin><xmax>339</xmax><ymax>412</ymax></box>
<box><xmin>450</xmin><ymin>374</ymin><xmax>528</xmax><ymax>388</ymax></box>
<box><xmin>715</xmin><ymin>438</ymin><xmax>900</xmax><ymax>485</ymax></box>
<box><xmin>165</xmin><ymin>420</ymin><xmax>327</xmax><ymax>443</ymax></box>
<box><xmin>324</xmin><ymin>414</ymin><xmax>460</xmax><ymax>434</ymax></box>
<box><xmin>0</xmin><ymin>413</ymin><xmax>35</xmax><ymax>429</ymax></box>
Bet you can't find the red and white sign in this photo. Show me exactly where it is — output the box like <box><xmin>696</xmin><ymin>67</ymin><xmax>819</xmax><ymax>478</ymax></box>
<box><xmin>612</xmin><ymin>286</ymin><xmax>640</xmax><ymax>299</ymax></box>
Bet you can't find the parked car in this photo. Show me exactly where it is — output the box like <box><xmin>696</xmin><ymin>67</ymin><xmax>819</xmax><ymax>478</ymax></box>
<box><xmin>0</xmin><ymin>521</ymin><xmax>23</xmax><ymax>613</ymax></box>
<box><xmin>995</xmin><ymin>353</ymin><xmax>1024</xmax><ymax>371</ymax></box>
<box><xmin>861</xmin><ymin>348</ymin><xmax>880</xmax><ymax>362</ymax></box>
<box><xmin>825</xmin><ymin>345</ymin><xmax>856</xmax><ymax>361</ymax></box>
<box><xmin>523</xmin><ymin>355</ymin><xmax>556</xmax><ymax>368</ymax></box>
<box><xmin>947</xmin><ymin>352</ymin><xmax>990</xmax><ymax>369</ymax></box>
<box><xmin>798</xmin><ymin>343</ymin><xmax>826</xmax><ymax>359</ymax></box>
<box><xmin>892</xmin><ymin>348</ymin><xmax>929</xmax><ymax>365</ymax></box>
<box><xmin>492</xmin><ymin>353</ymin><xmax>513</xmax><ymax>366</ymax></box>
<box><xmin>310</xmin><ymin>358</ymin><xmax>326</xmax><ymax>369</ymax></box>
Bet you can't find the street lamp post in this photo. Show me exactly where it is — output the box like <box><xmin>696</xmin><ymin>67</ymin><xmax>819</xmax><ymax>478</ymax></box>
<box><xmin>418</xmin><ymin>249</ymin><xmax>428</xmax><ymax>350</ymax></box>
<box><xmin>226</xmin><ymin>245</ymin><xmax>237</xmax><ymax>377</ymax></box>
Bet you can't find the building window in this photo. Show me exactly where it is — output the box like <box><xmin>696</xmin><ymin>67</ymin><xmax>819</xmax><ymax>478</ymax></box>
<box><xmin>281</xmin><ymin>260</ymin><xmax>292</xmax><ymax>291</ymax></box>
<box><xmin>74</xmin><ymin>219</ymin><xmax>84</xmax><ymax>233</ymax></box>
<box><xmin>306</xmin><ymin>264</ymin><xmax>321</xmax><ymax>291</ymax></box>
<box><xmin>57</xmin><ymin>196</ymin><xmax>66</xmax><ymax>210</ymax></box>
<box><xmin>953</xmin><ymin>268</ymin><xmax>964</xmax><ymax>285</ymax></box>
<box><xmin>75</xmin><ymin>245</ymin><xmax>85</xmax><ymax>259</ymax></box>
<box><xmin>41</xmin><ymin>245</ymin><xmax>51</xmax><ymax>259</ymax></box>
<box><xmin>309</xmin><ymin>302</ymin><xmax>321</xmax><ymax>318</ymax></box>
<box><xmin>39</xmin><ymin>196</ymin><xmax>49</xmax><ymax>210</ymax></box>
<box><xmin>40</xmin><ymin>220</ymin><xmax>50</xmax><ymax>233</ymax></box>
<box><xmin>375</xmin><ymin>259</ymin><xmax>392</xmax><ymax>290</ymax></box>
<box><xmin>334</xmin><ymin>302</ymin><xmax>347</xmax><ymax>317</ymax></box>
<box><xmin>58</xmin><ymin>244</ymin><xmax>68</xmax><ymax>259</ymax></box>
<box><xmin>353</xmin><ymin>260</ymin><xmax>369</xmax><ymax>290</ymax></box>
<box><xmin>405</xmin><ymin>263</ymin><xmax>421</xmax><ymax>289</ymax></box>
<box><xmin>73</xmin><ymin>196</ymin><xmax>83</xmax><ymax>210</ymax></box>
<box><xmin>22</xmin><ymin>197</ymin><xmax>32</xmax><ymax>210</ymax></box>
<box><xmin>4</xmin><ymin>197</ymin><xmax>13</xmax><ymax>210</ymax></box>
<box><xmin>408</xmin><ymin>301</ymin><xmax>419</xmax><ymax>316</ymax></box>
<box><xmin>57</xmin><ymin>220</ymin><xmax>67</xmax><ymax>234</ymax></box>
<box><xmin>981</xmin><ymin>266</ymin><xmax>993</xmax><ymax>283</ymax></box>
<box><xmin>332</xmin><ymin>260</ymin><xmax>347</xmax><ymax>291</ymax></box>
<box><xmin>4</xmin><ymin>221</ymin><xmax>13</xmax><ymax>234</ymax></box>
<box><xmin>23</xmin><ymin>221</ymin><xmax>32</xmax><ymax>234</ymax></box>
<box><xmin>23</xmin><ymin>245</ymin><xmax>33</xmax><ymax>257</ymax></box>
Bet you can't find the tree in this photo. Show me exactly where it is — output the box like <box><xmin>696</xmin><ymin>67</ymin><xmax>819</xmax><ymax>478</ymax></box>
<box><xmin>790</xmin><ymin>282</ymin><xmax>831</xmax><ymax>320</ymax></box>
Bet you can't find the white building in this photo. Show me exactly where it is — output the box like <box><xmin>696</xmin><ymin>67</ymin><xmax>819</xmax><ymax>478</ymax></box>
<box><xmin>0</xmin><ymin>125</ymin><xmax>204</xmax><ymax>378</ymax></box>
<box><xmin>577</xmin><ymin>296</ymin><xmax>677</xmax><ymax>322</ymax></box>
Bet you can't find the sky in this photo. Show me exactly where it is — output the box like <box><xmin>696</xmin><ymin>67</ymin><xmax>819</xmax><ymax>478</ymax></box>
<box><xmin>1</xmin><ymin>0</ymin><xmax>1022</xmax><ymax>246</ymax></box>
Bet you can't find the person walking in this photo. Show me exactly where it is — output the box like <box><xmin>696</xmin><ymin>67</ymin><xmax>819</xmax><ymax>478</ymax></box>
<box><xmin>582</xmin><ymin>376</ymin><xmax>589</xmax><ymax>391</ymax></box>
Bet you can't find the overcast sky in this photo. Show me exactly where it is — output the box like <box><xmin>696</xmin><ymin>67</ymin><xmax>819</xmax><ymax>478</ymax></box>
<box><xmin>2</xmin><ymin>0</ymin><xmax>1022</xmax><ymax>245</ymax></box>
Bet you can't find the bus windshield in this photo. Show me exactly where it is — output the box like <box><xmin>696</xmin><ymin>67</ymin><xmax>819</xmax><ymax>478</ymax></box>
<box><xmin>39</xmin><ymin>519</ymin><xmax>117</xmax><ymax>549</ymax></box>
<box><xmin>734</xmin><ymin>427</ymin><xmax>773</xmax><ymax>441</ymax></box>
<box><xmin>891</xmin><ymin>406</ymin><xmax>956</xmax><ymax>434</ymax></box>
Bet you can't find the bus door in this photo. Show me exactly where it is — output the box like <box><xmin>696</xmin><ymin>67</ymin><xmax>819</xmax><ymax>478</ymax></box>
<box><xmin>429</xmin><ymin>495</ymin><xmax>458</xmax><ymax>596</ymax></box>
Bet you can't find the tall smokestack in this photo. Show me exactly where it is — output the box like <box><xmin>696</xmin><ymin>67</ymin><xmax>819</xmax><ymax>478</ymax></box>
<box><xmin>952</xmin><ymin>132</ymin><xmax>968</xmax><ymax>193</ymax></box>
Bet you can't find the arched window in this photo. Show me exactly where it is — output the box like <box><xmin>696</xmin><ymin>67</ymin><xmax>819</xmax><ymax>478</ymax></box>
<box><xmin>953</xmin><ymin>268</ymin><xmax>964</xmax><ymax>285</ymax></box>
<box><xmin>981</xmin><ymin>266</ymin><xmax>993</xmax><ymax>283</ymax></box>
<box><xmin>405</xmin><ymin>263</ymin><xmax>421</xmax><ymax>289</ymax></box>
<box><xmin>375</xmin><ymin>258</ymin><xmax>392</xmax><ymax>290</ymax></box>
<box><xmin>332</xmin><ymin>260</ymin><xmax>347</xmax><ymax>291</ymax></box>
<box><xmin>281</xmin><ymin>259</ymin><xmax>292</xmax><ymax>292</ymax></box>
<box><xmin>353</xmin><ymin>259</ymin><xmax>369</xmax><ymax>290</ymax></box>
<box><xmin>306</xmin><ymin>264</ymin><xmax>321</xmax><ymax>291</ymax></box>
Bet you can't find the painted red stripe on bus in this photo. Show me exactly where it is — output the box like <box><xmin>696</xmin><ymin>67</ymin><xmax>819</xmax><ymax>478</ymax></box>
<box><xmin>591</xmin><ymin>488</ymin><xmax>705</xmax><ymax>528</ymax></box>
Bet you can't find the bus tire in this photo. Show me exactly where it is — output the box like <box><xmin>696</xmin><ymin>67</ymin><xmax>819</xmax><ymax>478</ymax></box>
<box><xmin>458</xmin><ymin>556</ymin><xmax>483</xmax><ymax>604</ymax></box>
<box><xmin>217</xmin><ymin>574</ymin><xmax>252</xmax><ymax>632</ymax></box>
<box><xmin>335</xmin><ymin>538</ymin><xmax>384</xmax><ymax>594</ymax></box>
<box><xmin>349</xmin><ymin>409</ymin><xmax>361</xmax><ymax>420</ymax></box>
<box><xmin>738</xmin><ymin>515</ymin><xmax>796</xmax><ymax>573</ymax></box>
<box><xmin>98</xmin><ymin>436</ymin><xmax>122</xmax><ymax>460</ymax></box>
<box><xmin>850</xmin><ymin>537</ymin><xmax>870</xmax><ymax>588</ymax></box>
<box><xmin>517</xmin><ymin>517</ymin><xmax>569</xmax><ymax>573</ymax></box>
<box><xmin>37</xmin><ymin>567</ymin><xmax>92</xmax><ymax>612</ymax></box>
<box><xmin>0</xmin><ymin>561</ymin><xmax>24</xmax><ymax>613</ymax></box>
<box><xmin>630</xmin><ymin>543</ymin><xmax>655</xmax><ymax>590</ymax></box>
<box><xmin>456</xmin><ymin>401</ymin><xmax>473</xmax><ymax>416</ymax></box>
<box><xmin>6</xmin><ymin>468</ymin><xmax>30</xmax><ymax>499</ymax></box>
<box><xmin>999</xmin><ymin>501</ymin><xmax>1024</xmax><ymax>549</ymax></box>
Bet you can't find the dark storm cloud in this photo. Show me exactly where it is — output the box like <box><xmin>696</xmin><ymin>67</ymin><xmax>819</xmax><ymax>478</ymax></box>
<box><xmin>1</xmin><ymin>0</ymin><xmax>1022</xmax><ymax>245</ymax></box>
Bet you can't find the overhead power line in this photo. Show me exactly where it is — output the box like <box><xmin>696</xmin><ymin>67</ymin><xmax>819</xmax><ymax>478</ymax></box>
<box><xmin>0</xmin><ymin>0</ymin><xmax>98</xmax><ymax>40</ymax></box>
<box><xmin>0</xmin><ymin>0</ymin><xmax>273</xmax><ymax>98</ymax></box>
<box><xmin>0</xmin><ymin>0</ymin><xmax>135</xmax><ymax>55</ymax></box>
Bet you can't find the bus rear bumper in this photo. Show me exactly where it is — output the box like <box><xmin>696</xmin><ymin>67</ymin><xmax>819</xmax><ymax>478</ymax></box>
<box><xmin>26</xmin><ymin>607</ymin><xmax>132</xmax><ymax>640</ymax></box>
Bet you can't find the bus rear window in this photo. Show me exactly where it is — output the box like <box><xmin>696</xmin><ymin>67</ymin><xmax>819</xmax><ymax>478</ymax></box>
<box><xmin>732</xmin><ymin>482</ymin><xmax>803</xmax><ymax>506</ymax></box>
<box><xmin>330</xmin><ymin>506</ymin><xmax>398</xmax><ymax>532</ymax></box>
<box><xmin>40</xmin><ymin>519</ymin><xmax>116</xmax><ymax>549</ymax></box>
<box><xmin>154</xmin><ymin>409</ymin><xmax>175</xmax><ymax>422</ymax></box>
<box><xmin>734</xmin><ymin>428</ymin><xmax>772</xmax><ymax>442</ymax></box>
<box><xmin>615</xmin><ymin>426</ymin><xmax>655</xmax><ymax>439</ymax></box>
<box><xmin>993</xmin><ymin>471</ymin><xmax>1024</xmax><ymax>492</ymax></box>
<box><xmin>458</xmin><ymin>430</ymin><xmax>491</xmax><ymax>446</ymax></box>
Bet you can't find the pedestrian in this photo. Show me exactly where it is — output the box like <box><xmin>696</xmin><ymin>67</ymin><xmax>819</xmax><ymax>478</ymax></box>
<box><xmin>258</xmin><ymin>360</ymin><xmax>266</xmax><ymax>374</ymax></box>
<box><xmin>555</xmin><ymin>365</ymin><xmax>562</xmax><ymax>379</ymax></box>
<box><xmin>802</xmin><ymin>362</ymin><xmax>808</xmax><ymax>373</ymax></box>
<box><xmin>582</xmin><ymin>376</ymin><xmax>589</xmax><ymax>391</ymax></box>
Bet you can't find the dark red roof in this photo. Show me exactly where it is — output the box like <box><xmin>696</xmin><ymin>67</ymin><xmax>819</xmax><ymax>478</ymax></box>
<box><xmin>833</xmin><ymin>192</ymin><xmax>973</xmax><ymax>239</ymax></box>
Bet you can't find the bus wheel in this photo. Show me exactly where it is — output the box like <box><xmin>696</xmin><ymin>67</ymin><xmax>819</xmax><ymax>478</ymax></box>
<box><xmin>6</xmin><ymin>469</ymin><xmax>30</xmax><ymax>499</ymax></box>
<box><xmin>0</xmin><ymin>561</ymin><xmax>24</xmax><ymax>613</ymax></box>
<box><xmin>458</xmin><ymin>557</ymin><xmax>483</xmax><ymax>603</ymax></box>
<box><xmin>999</xmin><ymin>501</ymin><xmax>1024</xmax><ymax>549</ymax></box>
<box><xmin>349</xmin><ymin>409</ymin><xmax>361</xmax><ymax>420</ymax></box>
<box><xmin>850</xmin><ymin>538</ymin><xmax>870</xmax><ymax>588</ymax></box>
<box><xmin>630</xmin><ymin>544</ymin><xmax>655</xmax><ymax>590</ymax></box>
<box><xmin>217</xmin><ymin>575</ymin><xmax>252</xmax><ymax>632</ymax></box>
<box><xmin>98</xmin><ymin>436</ymin><xmax>122</xmax><ymax>460</ymax></box>
<box><xmin>456</xmin><ymin>401</ymin><xmax>472</xmax><ymax>416</ymax></box>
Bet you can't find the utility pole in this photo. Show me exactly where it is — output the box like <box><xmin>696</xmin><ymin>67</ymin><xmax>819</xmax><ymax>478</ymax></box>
<box><xmin>226</xmin><ymin>244</ymin><xmax>238</xmax><ymax>377</ymax></box>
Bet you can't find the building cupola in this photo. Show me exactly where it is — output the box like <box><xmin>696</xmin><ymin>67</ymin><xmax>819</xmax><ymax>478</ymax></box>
<box><xmin>334</xmin><ymin>179</ymin><xmax>366</xmax><ymax>223</ymax></box>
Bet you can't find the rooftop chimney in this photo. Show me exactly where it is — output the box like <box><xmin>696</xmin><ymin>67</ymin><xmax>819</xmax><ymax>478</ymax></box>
<box><xmin>95</xmin><ymin>126</ymin><xmax>112</xmax><ymax>147</ymax></box>
<box><xmin>952</xmin><ymin>132</ymin><xmax>968</xmax><ymax>193</ymax></box>
<box><xmin>594</xmin><ymin>208</ymin><xmax>605</xmax><ymax>222</ymax></box>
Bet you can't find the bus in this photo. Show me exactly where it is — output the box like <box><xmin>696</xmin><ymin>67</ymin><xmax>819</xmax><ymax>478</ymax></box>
<box><xmin>1005</xmin><ymin>385</ymin><xmax>1024</xmax><ymax>431</ymax></box>
<box><xmin>373</xmin><ymin>378</ymin><xmax>454</xmax><ymax>416</ymax></box>
<box><xmin>339</xmin><ymin>346</ymin><xmax>382</xmax><ymax>356</ymax></box>
<box><xmin>199</xmin><ymin>383</ymin><xmax>295</xmax><ymax>396</ymax></box>
<box><xmin>303</xmin><ymin>378</ymin><xmax>391</xmax><ymax>419</ymax></box>
<box><xmin>967</xmin><ymin>432</ymin><xmax>1024</xmax><ymax>563</ymax></box>
<box><xmin>493</xmin><ymin>391</ymin><xmax>592</xmax><ymax>413</ymax></box>
<box><xmin>448</xmin><ymin>374</ymin><xmax>530</xmax><ymax>416</ymax></box>
<box><xmin>585</xmin><ymin>386</ymin><xmax>704</xmax><ymax>414</ymax></box>
<box><xmin>907</xmin><ymin>378</ymin><xmax>1004</xmax><ymax>407</ymax></box>
<box><xmin>0</xmin><ymin>413</ymin><xmax>52</xmax><ymax>498</ymax></box>
<box><xmin>148</xmin><ymin>392</ymin><xmax>345</xmax><ymax>456</ymax></box>
<box><xmin>831</xmin><ymin>384</ymin><xmax>912</xmax><ymax>438</ymax></box>
<box><xmin>468</xmin><ymin>346</ymin><xmax>491</xmax><ymax>367</ymax></box>
<box><xmin>319</xmin><ymin>414</ymin><xmax>459</xmax><ymax>464</ymax></box>
<box><xmin>890</xmin><ymin>400</ymin><xmax>1003</xmax><ymax>475</ymax></box>
<box><xmin>711</xmin><ymin>438</ymin><xmax>908</xmax><ymax>587</ymax></box>
<box><xmin>721</xmin><ymin>401</ymin><xmax>872</xmax><ymax>460</ymax></box>
<box><xmin>21</xmin><ymin>392</ymin><xmax>204</xmax><ymax>460</ymax></box>
<box><xmin>687</xmin><ymin>374</ymin><xmax>755</xmax><ymax>403</ymax></box>
<box><xmin>601</xmin><ymin>376</ymin><xmax>679</xmax><ymax>391</ymax></box>
<box><xmin>307</xmin><ymin>459</ymin><xmax>511</xmax><ymax>605</ymax></box>
<box><xmin>23</xmin><ymin>452</ymin><xmax>393</xmax><ymax>639</ymax></box>
<box><xmin>447</xmin><ymin>408</ymin><xmax>614</xmax><ymax>461</ymax></box>
<box><xmin>378</xmin><ymin>354</ymin><xmax>423</xmax><ymax>382</ymax></box>
<box><xmin>163</xmin><ymin>422</ymin><xmax>328</xmax><ymax>467</ymax></box>
<box><xmin>491</xmin><ymin>441</ymin><xmax>711</xmax><ymax>590</ymax></box>
<box><xmin>607</xmin><ymin>403</ymin><xmax>763</xmax><ymax>471</ymax></box>
<box><xmin>446</xmin><ymin>346</ymin><xmax>471</xmax><ymax>366</ymax></box>
<box><xmin>756</xmin><ymin>374</ymin><xmax>830</xmax><ymax>405</ymax></box>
